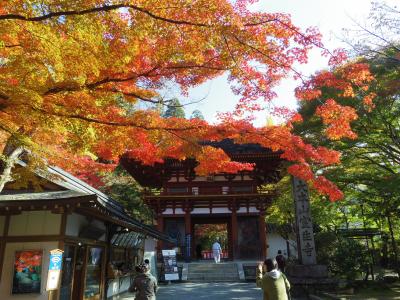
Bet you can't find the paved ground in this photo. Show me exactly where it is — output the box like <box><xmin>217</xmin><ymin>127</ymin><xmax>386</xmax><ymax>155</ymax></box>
<box><xmin>158</xmin><ymin>282</ymin><xmax>262</xmax><ymax>300</ymax></box>
<box><xmin>119</xmin><ymin>282</ymin><xmax>263</xmax><ymax>300</ymax></box>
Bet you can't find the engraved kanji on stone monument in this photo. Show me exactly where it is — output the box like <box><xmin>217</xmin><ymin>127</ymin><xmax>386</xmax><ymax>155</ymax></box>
<box><xmin>292</xmin><ymin>176</ymin><xmax>317</xmax><ymax>265</ymax></box>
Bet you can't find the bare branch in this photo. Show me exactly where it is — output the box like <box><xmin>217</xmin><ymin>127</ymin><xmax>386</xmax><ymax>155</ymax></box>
<box><xmin>31</xmin><ymin>107</ymin><xmax>200</xmax><ymax>132</ymax></box>
<box><xmin>0</xmin><ymin>4</ymin><xmax>209</xmax><ymax>27</ymax></box>
<box><xmin>0</xmin><ymin>146</ymin><xmax>24</xmax><ymax>193</ymax></box>
<box><xmin>244</xmin><ymin>18</ymin><xmax>278</xmax><ymax>27</ymax></box>
<box><xmin>0</xmin><ymin>94</ymin><xmax>9</xmax><ymax>101</ymax></box>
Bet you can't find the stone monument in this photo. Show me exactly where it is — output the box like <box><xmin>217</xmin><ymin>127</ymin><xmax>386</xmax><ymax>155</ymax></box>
<box><xmin>287</xmin><ymin>177</ymin><xmax>334</xmax><ymax>294</ymax></box>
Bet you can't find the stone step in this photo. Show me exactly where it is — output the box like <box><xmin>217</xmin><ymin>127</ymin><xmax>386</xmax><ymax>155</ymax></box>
<box><xmin>189</xmin><ymin>267</ymin><xmax>237</xmax><ymax>272</ymax></box>
<box><xmin>188</xmin><ymin>278</ymin><xmax>239</xmax><ymax>282</ymax></box>
<box><xmin>187</xmin><ymin>263</ymin><xmax>239</xmax><ymax>282</ymax></box>
<box><xmin>188</xmin><ymin>274</ymin><xmax>239</xmax><ymax>278</ymax></box>
<box><xmin>189</xmin><ymin>271</ymin><xmax>237</xmax><ymax>274</ymax></box>
<box><xmin>188</xmin><ymin>269</ymin><xmax>237</xmax><ymax>274</ymax></box>
<box><xmin>188</xmin><ymin>263</ymin><xmax>237</xmax><ymax>269</ymax></box>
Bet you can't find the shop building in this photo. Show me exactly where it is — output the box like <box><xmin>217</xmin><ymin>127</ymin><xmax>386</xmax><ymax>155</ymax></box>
<box><xmin>0</xmin><ymin>162</ymin><xmax>171</xmax><ymax>300</ymax></box>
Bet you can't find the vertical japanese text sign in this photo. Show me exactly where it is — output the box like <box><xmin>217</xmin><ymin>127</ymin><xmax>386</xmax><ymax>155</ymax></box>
<box><xmin>46</xmin><ymin>249</ymin><xmax>63</xmax><ymax>291</ymax></box>
<box><xmin>292</xmin><ymin>177</ymin><xmax>317</xmax><ymax>265</ymax></box>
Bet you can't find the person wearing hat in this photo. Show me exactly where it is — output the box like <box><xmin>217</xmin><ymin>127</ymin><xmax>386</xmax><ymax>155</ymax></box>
<box><xmin>129</xmin><ymin>263</ymin><xmax>158</xmax><ymax>300</ymax></box>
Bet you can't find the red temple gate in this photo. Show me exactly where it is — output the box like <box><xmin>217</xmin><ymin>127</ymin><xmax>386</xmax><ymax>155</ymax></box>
<box><xmin>121</xmin><ymin>140</ymin><xmax>283</xmax><ymax>261</ymax></box>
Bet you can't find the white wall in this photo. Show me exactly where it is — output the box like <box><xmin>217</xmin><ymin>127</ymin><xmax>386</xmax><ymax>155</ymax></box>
<box><xmin>163</xmin><ymin>208</ymin><xmax>184</xmax><ymax>215</ymax></box>
<box><xmin>9</xmin><ymin>212</ymin><xmax>61</xmax><ymax>236</ymax></box>
<box><xmin>0</xmin><ymin>241</ymin><xmax>58</xmax><ymax>300</ymax></box>
<box><xmin>65</xmin><ymin>213</ymin><xmax>106</xmax><ymax>241</ymax></box>
<box><xmin>192</xmin><ymin>207</ymin><xmax>231</xmax><ymax>214</ymax></box>
<box><xmin>144</xmin><ymin>238</ymin><xmax>157</xmax><ymax>278</ymax></box>
<box><xmin>65</xmin><ymin>213</ymin><xmax>87</xmax><ymax>236</ymax></box>
<box><xmin>267</xmin><ymin>233</ymin><xmax>297</xmax><ymax>259</ymax></box>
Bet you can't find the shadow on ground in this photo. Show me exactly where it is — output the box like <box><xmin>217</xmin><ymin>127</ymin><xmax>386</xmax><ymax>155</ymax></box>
<box><xmin>157</xmin><ymin>282</ymin><xmax>262</xmax><ymax>300</ymax></box>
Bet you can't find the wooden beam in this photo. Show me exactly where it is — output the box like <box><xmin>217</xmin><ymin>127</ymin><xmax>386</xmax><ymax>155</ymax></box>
<box><xmin>58</xmin><ymin>212</ymin><xmax>68</xmax><ymax>250</ymax></box>
<box><xmin>0</xmin><ymin>215</ymin><xmax>10</xmax><ymax>282</ymax></box>
<box><xmin>259</xmin><ymin>212</ymin><xmax>267</xmax><ymax>260</ymax></box>
<box><xmin>184</xmin><ymin>209</ymin><xmax>192</xmax><ymax>260</ymax></box>
<box><xmin>5</xmin><ymin>235</ymin><xmax>61</xmax><ymax>243</ymax></box>
<box><xmin>156</xmin><ymin>214</ymin><xmax>164</xmax><ymax>255</ymax></box>
<box><xmin>231</xmin><ymin>208</ymin><xmax>238</xmax><ymax>260</ymax></box>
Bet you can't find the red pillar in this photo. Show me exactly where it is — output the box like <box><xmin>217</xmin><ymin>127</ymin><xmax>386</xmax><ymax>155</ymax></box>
<box><xmin>231</xmin><ymin>208</ymin><xmax>238</xmax><ymax>260</ymax></box>
<box><xmin>157</xmin><ymin>214</ymin><xmax>164</xmax><ymax>252</ymax></box>
<box><xmin>184</xmin><ymin>210</ymin><xmax>191</xmax><ymax>235</ymax></box>
<box><xmin>259</xmin><ymin>211</ymin><xmax>267</xmax><ymax>260</ymax></box>
<box><xmin>184</xmin><ymin>209</ymin><xmax>192</xmax><ymax>261</ymax></box>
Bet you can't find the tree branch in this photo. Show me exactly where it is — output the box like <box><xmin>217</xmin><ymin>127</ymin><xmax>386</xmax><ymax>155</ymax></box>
<box><xmin>0</xmin><ymin>93</ymin><xmax>9</xmax><ymax>101</ymax></box>
<box><xmin>44</xmin><ymin>66</ymin><xmax>160</xmax><ymax>96</ymax></box>
<box><xmin>0</xmin><ymin>4</ymin><xmax>209</xmax><ymax>27</ymax></box>
<box><xmin>0</xmin><ymin>146</ymin><xmax>24</xmax><ymax>193</ymax></box>
<box><xmin>32</xmin><ymin>107</ymin><xmax>200</xmax><ymax>132</ymax></box>
<box><xmin>244</xmin><ymin>18</ymin><xmax>278</xmax><ymax>27</ymax></box>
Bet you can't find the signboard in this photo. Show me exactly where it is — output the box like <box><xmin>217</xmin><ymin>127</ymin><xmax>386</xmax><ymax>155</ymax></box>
<box><xmin>12</xmin><ymin>250</ymin><xmax>43</xmax><ymax>294</ymax></box>
<box><xmin>161</xmin><ymin>250</ymin><xmax>179</xmax><ymax>281</ymax></box>
<box><xmin>46</xmin><ymin>249</ymin><xmax>63</xmax><ymax>291</ymax></box>
<box><xmin>292</xmin><ymin>177</ymin><xmax>317</xmax><ymax>265</ymax></box>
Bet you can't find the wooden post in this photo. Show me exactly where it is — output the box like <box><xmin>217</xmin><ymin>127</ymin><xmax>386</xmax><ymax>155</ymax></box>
<box><xmin>157</xmin><ymin>214</ymin><xmax>164</xmax><ymax>254</ymax></box>
<box><xmin>48</xmin><ymin>290</ymin><xmax>57</xmax><ymax>300</ymax></box>
<box><xmin>0</xmin><ymin>215</ymin><xmax>10</xmax><ymax>282</ymax></box>
<box><xmin>184</xmin><ymin>209</ymin><xmax>192</xmax><ymax>261</ymax></box>
<box><xmin>231</xmin><ymin>208</ymin><xmax>238</xmax><ymax>260</ymax></box>
<box><xmin>259</xmin><ymin>212</ymin><xmax>267</xmax><ymax>260</ymax></box>
<box><xmin>184</xmin><ymin>210</ymin><xmax>191</xmax><ymax>236</ymax></box>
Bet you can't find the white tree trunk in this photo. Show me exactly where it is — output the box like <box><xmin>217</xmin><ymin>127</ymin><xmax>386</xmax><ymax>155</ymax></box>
<box><xmin>0</xmin><ymin>146</ymin><xmax>24</xmax><ymax>193</ymax></box>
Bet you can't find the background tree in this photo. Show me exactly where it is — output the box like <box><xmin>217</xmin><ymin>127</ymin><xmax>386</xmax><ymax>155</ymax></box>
<box><xmin>162</xmin><ymin>98</ymin><xmax>185</xmax><ymax>119</ymax></box>
<box><xmin>190</xmin><ymin>109</ymin><xmax>205</xmax><ymax>120</ymax></box>
<box><xmin>194</xmin><ymin>224</ymin><xmax>228</xmax><ymax>252</ymax></box>
<box><xmin>294</xmin><ymin>43</ymin><xmax>400</xmax><ymax>275</ymax></box>
<box><xmin>0</xmin><ymin>0</ymin><xmax>373</xmax><ymax>200</ymax></box>
<box><xmin>101</xmin><ymin>167</ymin><xmax>153</xmax><ymax>223</ymax></box>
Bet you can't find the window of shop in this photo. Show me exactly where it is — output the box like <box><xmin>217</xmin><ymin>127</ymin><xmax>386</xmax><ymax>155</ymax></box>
<box><xmin>60</xmin><ymin>245</ymin><xmax>76</xmax><ymax>300</ymax></box>
<box><xmin>108</xmin><ymin>232</ymin><xmax>145</xmax><ymax>278</ymax></box>
<box><xmin>84</xmin><ymin>247</ymin><xmax>103</xmax><ymax>300</ymax></box>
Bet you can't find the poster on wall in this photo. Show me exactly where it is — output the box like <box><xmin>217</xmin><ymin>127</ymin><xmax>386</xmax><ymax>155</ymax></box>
<box><xmin>161</xmin><ymin>250</ymin><xmax>179</xmax><ymax>281</ymax></box>
<box><xmin>12</xmin><ymin>250</ymin><xmax>43</xmax><ymax>294</ymax></box>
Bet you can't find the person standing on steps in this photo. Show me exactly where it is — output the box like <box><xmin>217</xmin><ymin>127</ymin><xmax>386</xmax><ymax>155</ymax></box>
<box><xmin>196</xmin><ymin>244</ymin><xmax>203</xmax><ymax>260</ymax></box>
<box><xmin>275</xmin><ymin>250</ymin><xmax>286</xmax><ymax>272</ymax></box>
<box><xmin>212</xmin><ymin>239</ymin><xmax>222</xmax><ymax>263</ymax></box>
<box><xmin>256</xmin><ymin>258</ymin><xmax>291</xmax><ymax>300</ymax></box>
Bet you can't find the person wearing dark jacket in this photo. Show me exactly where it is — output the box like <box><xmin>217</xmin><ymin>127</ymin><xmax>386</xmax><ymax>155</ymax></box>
<box><xmin>275</xmin><ymin>250</ymin><xmax>286</xmax><ymax>272</ymax></box>
<box><xmin>256</xmin><ymin>258</ymin><xmax>290</xmax><ymax>300</ymax></box>
<box><xmin>130</xmin><ymin>263</ymin><xmax>158</xmax><ymax>300</ymax></box>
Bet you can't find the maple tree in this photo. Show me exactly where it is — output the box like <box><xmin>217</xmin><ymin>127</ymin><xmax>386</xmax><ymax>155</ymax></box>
<box><xmin>0</xmin><ymin>0</ymin><xmax>374</xmax><ymax>200</ymax></box>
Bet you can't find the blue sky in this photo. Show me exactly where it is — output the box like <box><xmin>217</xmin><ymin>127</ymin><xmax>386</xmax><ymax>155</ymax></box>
<box><xmin>168</xmin><ymin>0</ymin><xmax>394</xmax><ymax>126</ymax></box>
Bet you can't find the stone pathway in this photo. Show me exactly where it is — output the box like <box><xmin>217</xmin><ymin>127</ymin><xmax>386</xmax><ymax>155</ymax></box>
<box><xmin>117</xmin><ymin>282</ymin><xmax>305</xmax><ymax>300</ymax></box>
<box><xmin>117</xmin><ymin>282</ymin><xmax>263</xmax><ymax>299</ymax></box>
<box><xmin>157</xmin><ymin>282</ymin><xmax>262</xmax><ymax>300</ymax></box>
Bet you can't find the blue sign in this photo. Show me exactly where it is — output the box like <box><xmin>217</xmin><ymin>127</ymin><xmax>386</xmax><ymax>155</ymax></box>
<box><xmin>48</xmin><ymin>253</ymin><xmax>63</xmax><ymax>271</ymax></box>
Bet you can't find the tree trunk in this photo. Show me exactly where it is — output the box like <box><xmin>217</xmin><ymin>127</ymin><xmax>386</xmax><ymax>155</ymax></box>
<box><xmin>0</xmin><ymin>146</ymin><xmax>24</xmax><ymax>193</ymax></box>
<box><xmin>387</xmin><ymin>214</ymin><xmax>400</xmax><ymax>277</ymax></box>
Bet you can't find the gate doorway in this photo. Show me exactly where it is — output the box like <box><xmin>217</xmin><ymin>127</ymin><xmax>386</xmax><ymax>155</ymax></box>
<box><xmin>192</xmin><ymin>216</ymin><xmax>230</xmax><ymax>261</ymax></box>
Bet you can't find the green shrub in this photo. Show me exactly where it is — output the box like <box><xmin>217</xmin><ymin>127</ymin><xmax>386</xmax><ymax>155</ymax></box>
<box><xmin>315</xmin><ymin>232</ymin><xmax>371</xmax><ymax>280</ymax></box>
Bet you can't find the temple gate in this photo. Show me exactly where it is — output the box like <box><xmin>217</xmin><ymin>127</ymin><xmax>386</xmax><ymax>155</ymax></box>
<box><xmin>122</xmin><ymin>140</ymin><xmax>283</xmax><ymax>261</ymax></box>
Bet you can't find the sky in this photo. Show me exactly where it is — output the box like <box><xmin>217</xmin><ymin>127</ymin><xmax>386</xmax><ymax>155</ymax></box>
<box><xmin>170</xmin><ymin>0</ymin><xmax>395</xmax><ymax>126</ymax></box>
